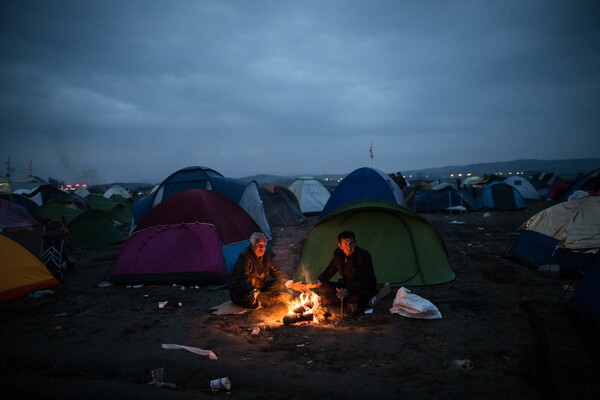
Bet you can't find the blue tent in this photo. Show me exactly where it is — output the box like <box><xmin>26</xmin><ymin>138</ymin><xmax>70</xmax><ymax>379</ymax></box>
<box><xmin>133</xmin><ymin>166</ymin><xmax>221</xmax><ymax>225</ymax></box>
<box><xmin>132</xmin><ymin>166</ymin><xmax>271</xmax><ymax>238</ymax></box>
<box><xmin>415</xmin><ymin>185</ymin><xmax>478</xmax><ymax>213</ymax></box>
<box><xmin>506</xmin><ymin>230</ymin><xmax>598</xmax><ymax>277</ymax></box>
<box><xmin>507</xmin><ymin>196</ymin><xmax>600</xmax><ymax>278</ymax></box>
<box><xmin>320</xmin><ymin>167</ymin><xmax>405</xmax><ymax>219</ymax></box>
<box><xmin>477</xmin><ymin>182</ymin><xmax>525</xmax><ymax>210</ymax></box>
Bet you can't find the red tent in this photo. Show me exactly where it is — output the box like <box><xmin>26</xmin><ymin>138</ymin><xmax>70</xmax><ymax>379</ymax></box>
<box><xmin>134</xmin><ymin>189</ymin><xmax>259</xmax><ymax>244</ymax></box>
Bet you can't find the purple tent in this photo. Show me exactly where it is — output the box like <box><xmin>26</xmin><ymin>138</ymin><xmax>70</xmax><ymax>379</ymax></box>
<box><xmin>110</xmin><ymin>223</ymin><xmax>228</xmax><ymax>284</ymax></box>
<box><xmin>0</xmin><ymin>198</ymin><xmax>39</xmax><ymax>230</ymax></box>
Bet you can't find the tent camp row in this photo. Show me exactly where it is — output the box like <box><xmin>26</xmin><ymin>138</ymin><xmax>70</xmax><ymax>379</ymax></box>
<box><xmin>464</xmin><ymin>167</ymin><xmax>600</xmax><ymax>204</ymax></box>
<box><xmin>111</xmin><ymin>167</ymin><xmax>456</xmax><ymax>289</ymax></box>
<box><xmin>407</xmin><ymin>179</ymin><xmax>525</xmax><ymax>213</ymax></box>
<box><xmin>529</xmin><ymin>168</ymin><xmax>600</xmax><ymax>202</ymax></box>
<box><xmin>0</xmin><ymin>185</ymin><xmax>130</xmax><ymax>251</ymax></box>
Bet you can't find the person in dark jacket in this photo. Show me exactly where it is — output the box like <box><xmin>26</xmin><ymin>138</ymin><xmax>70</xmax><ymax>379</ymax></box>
<box><xmin>312</xmin><ymin>230</ymin><xmax>378</xmax><ymax>314</ymax></box>
<box><xmin>229</xmin><ymin>232</ymin><xmax>298</xmax><ymax>309</ymax></box>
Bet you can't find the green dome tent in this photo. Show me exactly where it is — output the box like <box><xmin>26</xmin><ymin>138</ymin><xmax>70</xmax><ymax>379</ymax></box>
<box><xmin>296</xmin><ymin>199</ymin><xmax>455</xmax><ymax>286</ymax></box>
<box><xmin>31</xmin><ymin>204</ymin><xmax>125</xmax><ymax>249</ymax></box>
<box><xmin>86</xmin><ymin>194</ymin><xmax>133</xmax><ymax>225</ymax></box>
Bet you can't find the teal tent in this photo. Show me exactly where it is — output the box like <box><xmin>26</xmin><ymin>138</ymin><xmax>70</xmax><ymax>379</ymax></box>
<box><xmin>477</xmin><ymin>182</ymin><xmax>525</xmax><ymax>210</ymax></box>
<box><xmin>296</xmin><ymin>199</ymin><xmax>455</xmax><ymax>286</ymax></box>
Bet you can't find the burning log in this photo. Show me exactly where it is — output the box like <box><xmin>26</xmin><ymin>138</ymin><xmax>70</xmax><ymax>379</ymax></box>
<box><xmin>283</xmin><ymin>313</ymin><xmax>314</xmax><ymax>325</ymax></box>
<box><xmin>283</xmin><ymin>289</ymin><xmax>325</xmax><ymax>325</ymax></box>
<box><xmin>293</xmin><ymin>303</ymin><xmax>313</xmax><ymax>314</ymax></box>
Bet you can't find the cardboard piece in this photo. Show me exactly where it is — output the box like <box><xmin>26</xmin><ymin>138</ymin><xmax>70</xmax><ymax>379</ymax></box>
<box><xmin>209</xmin><ymin>300</ymin><xmax>250</xmax><ymax>315</ymax></box>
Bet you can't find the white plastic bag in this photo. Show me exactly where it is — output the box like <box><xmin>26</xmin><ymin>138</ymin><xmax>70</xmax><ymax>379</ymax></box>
<box><xmin>389</xmin><ymin>287</ymin><xmax>442</xmax><ymax>319</ymax></box>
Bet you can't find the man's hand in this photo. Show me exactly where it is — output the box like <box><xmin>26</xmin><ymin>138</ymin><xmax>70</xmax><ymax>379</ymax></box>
<box><xmin>289</xmin><ymin>281</ymin><xmax>307</xmax><ymax>292</ymax></box>
<box><xmin>306</xmin><ymin>280</ymin><xmax>321</xmax><ymax>289</ymax></box>
<box><xmin>336</xmin><ymin>288</ymin><xmax>349</xmax><ymax>299</ymax></box>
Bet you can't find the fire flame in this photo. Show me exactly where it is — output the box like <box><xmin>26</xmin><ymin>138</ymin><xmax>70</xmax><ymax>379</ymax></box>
<box><xmin>286</xmin><ymin>289</ymin><xmax>321</xmax><ymax>323</ymax></box>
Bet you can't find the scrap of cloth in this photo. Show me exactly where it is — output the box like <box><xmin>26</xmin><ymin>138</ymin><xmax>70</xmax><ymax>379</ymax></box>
<box><xmin>389</xmin><ymin>287</ymin><xmax>442</xmax><ymax>319</ymax></box>
<box><xmin>161</xmin><ymin>343</ymin><xmax>218</xmax><ymax>360</ymax></box>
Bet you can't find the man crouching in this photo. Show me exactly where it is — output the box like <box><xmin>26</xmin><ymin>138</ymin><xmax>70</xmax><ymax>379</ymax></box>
<box><xmin>228</xmin><ymin>232</ymin><xmax>295</xmax><ymax>309</ymax></box>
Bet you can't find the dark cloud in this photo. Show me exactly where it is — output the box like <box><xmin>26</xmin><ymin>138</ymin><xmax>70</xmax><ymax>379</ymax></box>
<box><xmin>1</xmin><ymin>0</ymin><xmax>599</xmax><ymax>183</ymax></box>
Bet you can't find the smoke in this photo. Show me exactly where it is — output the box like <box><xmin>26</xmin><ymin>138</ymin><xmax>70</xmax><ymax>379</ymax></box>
<box><xmin>74</xmin><ymin>168</ymin><xmax>102</xmax><ymax>184</ymax></box>
<box><xmin>45</xmin><ymin>130</ymin><xmax>105</xmax><ymax>183</ymax></box>
<box><xmin>294</xmin><ymin>264</ymin><xmax>316</xmax><ymax>284</ymax></box>
<box><xmin>47</xmin><ymin>130</ymin><xmax>79</xmax><ymax>175</ymax></box>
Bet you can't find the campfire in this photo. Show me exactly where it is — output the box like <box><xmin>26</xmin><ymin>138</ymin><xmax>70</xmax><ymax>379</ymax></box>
<box><xmin>283</xmin><ymin>289</ymin><xmax>329</xmax><ymax>325</ymax></box>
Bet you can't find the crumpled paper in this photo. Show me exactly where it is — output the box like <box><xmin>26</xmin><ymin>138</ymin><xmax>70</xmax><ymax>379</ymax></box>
<box><xmin>161</xmin><ymin>343</ymin><xmax>218</xmax><ymax>360</ymax></box>
<box><xmin>389</xmin><ymin>287</ymin><xmax>442</xmax><ymax>319</ymax></box>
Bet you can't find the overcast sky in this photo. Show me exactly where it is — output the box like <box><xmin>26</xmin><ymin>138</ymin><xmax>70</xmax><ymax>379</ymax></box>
<box><xmin>1</xmin><ymin>1</ymin><xmax>599</xmax><ymax>184</ymax></box>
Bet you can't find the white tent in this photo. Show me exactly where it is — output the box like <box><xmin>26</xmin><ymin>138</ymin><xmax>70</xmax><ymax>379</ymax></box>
<box><xmin>504</xmin><ymin>176</ymin><xmax>541</xmax><ymax>200</ymax></box>
<box><xmin>74</xmin><ymin>187</ymin><xmax>91</xmax><ymax>198</ymax></box>
<box><xmin>288</xmin><ymin>176</ymin><xmax>331</xmax><ymax>215</ymax></box>
<box><xmin>237</xmin><ymin>181</ymin><xmax>272</xmax><ymax>239</ymax></box>
<box><xmin>104</xmin><ymin>186</ymin><xmax>131</xmax><ymax>199</ymax></box>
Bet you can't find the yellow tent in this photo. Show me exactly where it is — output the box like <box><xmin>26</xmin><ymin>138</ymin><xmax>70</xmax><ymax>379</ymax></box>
<box><xmin>0</xmin><ymin>233</ymin><xmax>59</xmax><ymax>302</ymax></box>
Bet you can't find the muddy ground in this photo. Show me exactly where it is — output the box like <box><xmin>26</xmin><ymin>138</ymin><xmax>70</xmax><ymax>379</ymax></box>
<box><xmin>1</xmin><ymin>199</ymin><xmax>598</xmax><ymax>399</ymax></box>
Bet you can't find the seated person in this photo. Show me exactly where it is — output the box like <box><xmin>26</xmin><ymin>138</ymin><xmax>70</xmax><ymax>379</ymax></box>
<box><xmin>229</xmin><ymin>232</ymin><xmax>296</xmax><ymax>308</ymax></box>
<box><xmin>312</xmin><ymin>230</ymin><xmax>378</xmax><ymax>314</ymax></box>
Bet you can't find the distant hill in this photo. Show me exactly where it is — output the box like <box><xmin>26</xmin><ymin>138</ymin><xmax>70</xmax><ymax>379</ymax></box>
<box><xmin>240</xmin><ymin>158</ymin><xmax>600</xmax><ymax>187</ymax></box>
<box><xmin>402</xmin><ymin>158</ymin><xmax>600</xmax><ymax>181</ymax></box>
